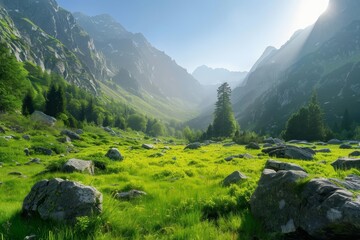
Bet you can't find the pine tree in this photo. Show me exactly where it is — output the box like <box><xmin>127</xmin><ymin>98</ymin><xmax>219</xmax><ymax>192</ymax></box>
<box><xmin>22</xmin><ymin>92</ymin><xmax>35</xmax><ymax>116</ymax></box>
<box><xmin>45</xmin><ymin>84</ymin><xmax>57</xmax><ymax>117</ymax></box>
<box><xmin>212</xmin><ymin>82</ymin><xmax>237</xmax><ymax>137</ymax></box>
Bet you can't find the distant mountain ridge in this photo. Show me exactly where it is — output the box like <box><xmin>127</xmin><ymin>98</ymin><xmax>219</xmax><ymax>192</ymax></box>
<box><xmin>192</xmin><ymin>65</ymin><xmax>247</xmax><ymax>88</ymax></box>
<box><xmin>231</xmin><ymin>0</ymin><xmax>360</xmax><ymax>134</ymax></box>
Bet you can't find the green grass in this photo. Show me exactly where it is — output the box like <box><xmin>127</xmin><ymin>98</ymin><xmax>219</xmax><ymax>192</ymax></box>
<box><xmin>0</xmin><ymin>114</ymin><xmax>359</xmax><ymax>239</ymax></box>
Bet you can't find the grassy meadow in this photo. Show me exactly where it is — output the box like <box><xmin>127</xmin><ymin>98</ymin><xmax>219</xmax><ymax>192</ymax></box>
<box><xmin>0</xmin><ymin>114</ymin><xmax>359</xmax><ymax>240</ymax></box>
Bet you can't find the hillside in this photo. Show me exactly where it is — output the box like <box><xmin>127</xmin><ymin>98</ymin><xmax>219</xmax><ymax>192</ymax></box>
<box><xmin>231</xmin><ymin>0</ymin><xmax>360</xmax><ymax>134</ymax></box>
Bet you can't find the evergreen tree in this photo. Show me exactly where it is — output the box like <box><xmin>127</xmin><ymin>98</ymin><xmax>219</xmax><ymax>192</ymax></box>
<box><xmin>22</xmin><ymin>92</ymin><xmax>35</xmax><ymax>116</ymax></box>
<box><xmin>114</xmin><ymin>116</ymin><xmax>126</xmax><ymax>130</ymax></box>
<box><xmin>44</xmin><ymin>84</ymin><xmax>57</xmax><ymax>117</ymax></box>
<box><xmin>212</xmin><ymin>82</ymin><xmax>237</xmax><ymax>137</ymax></box>
<box><xmin>283</xmin><ymin>93</ymin><xmax>326</xmax><ymax>141</ymax></box>
<box><xmin>127</xmin><ymin>114</ymin><xmax>147</xmax><ymax>131</ymax></box>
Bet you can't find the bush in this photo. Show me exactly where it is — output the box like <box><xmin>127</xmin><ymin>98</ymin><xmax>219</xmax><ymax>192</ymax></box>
<box><xmin>202</xmin><ymin>195</ymin><xmax>238</xmax><ymax>220</ymax></box>
<box><xmin>233</xmin><ymin>131</ymin><xmax>262</xmax><ymax>144</ymax></box>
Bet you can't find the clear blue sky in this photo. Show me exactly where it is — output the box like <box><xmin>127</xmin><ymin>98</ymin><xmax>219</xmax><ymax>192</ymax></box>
<box><xmin>57</xmin><ymin>0</ymin><xmax>329</xmax><ymax>72</ymax></box>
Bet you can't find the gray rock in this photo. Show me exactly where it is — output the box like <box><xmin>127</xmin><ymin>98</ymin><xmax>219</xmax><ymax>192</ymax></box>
<box><xmin>223</xmin><ymin>142</ymin><xmax>235</xmax><ymax>147</ymax></box>
<box><xmin>327</xmin><ymin>139</ymin><xmax>342</xmax><ymax>144</ymax></box>
<box><xmin>262</xmin><ymin>145</ymin><xmax>315</xmax><ymax>160</ymax></box>
<box><xmin>61</xmin><ymin>130</ymin><xmax>81</xmax><ymax>140</ymax></box>
<box><xmin>103</xmin><ymin>127</ymin><xmax>116</xmax><ymax>136</ymax></box>
<box><xmin>62</xmin><ymin>159</ymin><xmax>94</xmax><ymax>175</ymax></box>
<box><xmin>22</xmin><ymin>178</ymin><xmax>102</xmax><ymax>222</ymax></box>
<box><xmin>264</xmin><ymin>137</ymin><xmax>284</xmax><ymax>145</ymax></box>
<box><xmin>142</xmin><ymin>143</ymin><xmax>155</xmax><ymax>149</ymax></box>
<box><xmin>340</xmin><ymin>144</ymin><xmax>352</xmax><ymax>149</ymax></box>
<box><xmin>265</xmin><ymin>159</ymin><xmax>306</xmax><ymax>172</ymax></box>
<box><xmin>105</xmin><ymin>148</ymin><xmax>123</xmax><ymax>161</ymax></box>
<box><xmin>22</xmin><ymin>134</ymin><xmax>31</xmax><ymax>141</ymax></box>
<box><xmin>330</xmin><ymin>175</ymin><xmax>360</xmax><ymax>191</ymax></box>
<box><xmin>0</xmin><ymin>126</ymin><xmax>5</xmax><ymax>134</ymax></box>
<box><xmin>75</xmin><ymin>129</ymin><xmax>83</xmax><ymax>135</ymax></box>
<box><xmin>349</xmin><ymin>151</ymin><xmax>360</xmax><ymax>157</ymax></box>
<box><xmin>225</xmin><ymin>156</ymin><xmax>235</xmax><ymax>161</ymax></box>
<box><xmin>251</xmin><ymin>169</ymin><xmax>360</xmax><ymax>239</ymax></box>
<box><xmin>31</xmin><ymin>111</ymin><xmax>56</xmax><ymax>126</ymax></box>
<box><xmin>184</xmin><ymin>142</ymin><xmax>201</xmax><ymax>150</ymax></box>
<box><xmin>315</xmin><ymin>141</ymin><xmax>327</xmax><ymax>146</ymax></box>
<box><xmin>58</xmin><ymin>136</ymin><xmax>71</xmax><ymax>143</ymax></box>
<box><xmin>263</xmin><ymin>143</ymin><xmax>273</xmax><ymax>148</ymax></box>
<box><xmin>33</xmin><ymin>146</ymin><xmax>52</xmax><ymax>156</ymax></box>
<box><xmin>331</xmin><ymin>158</ymin><xmax>360</xmax><ymax>170</ymax></box>
<box><xmin>24</xmin><ymin>235</ymin><xmax>36</xmax><ymax>240</ymax></box>
<box><xmin>24</xmin><ymin>148</ymin><xmax>30</xmax><ymax>156</ymax></box>
<box><xmin>222</xmin><ymin>171</ymin><xmax>247</xmax><ymax>186</ymax></box>
<box><xmin>114</xmin><ymin>189</ymin><xmax>147</xmax><ymax>200</ymax></box>
<box><xmin>315</xmin><ymin>148</ymin><xmax>331</xmax><ymax>153</ymax></box>
<box><xmin>246</xmin><ymin>142</ymin><xmax>261</xmax><ymax>150</ymax></box>
<box><xmin>25</xmin><ymin>158</ymin><xmax>41</xmax><ymax>165</ymax></box>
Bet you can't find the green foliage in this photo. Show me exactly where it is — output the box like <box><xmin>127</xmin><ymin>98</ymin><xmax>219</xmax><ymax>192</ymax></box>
<box><xmin>127</xmin><ymin>114</ymin><xmax>147</xmax><ymax>132</ymax></box>
<box><xmin>0</xmin><ymin>43</ymin><xmax>30</xmax><ymax>112</ymax></box>
<box><xmin>45</xmin><ymin>84</ymin><xmax>66</xmax><ymax>118</ymax></box>
<box><xmin>21</xmin><ymin>92</ymin><xmax>35</xmax><ymax>116</ymax></box>
<box><xmin>283</xmin><ymin>93</ymin><xmax>328</xmax><ymax>141</ymax></box>
<box><xmin>212</xmin><ymin>82</ymin><xmax>237</xmax><ymax>138</ymax></box>
<box><xmin>233</xmin><ymin>131</ymin><xmax>262</xmax><ymax>144</ymax></box>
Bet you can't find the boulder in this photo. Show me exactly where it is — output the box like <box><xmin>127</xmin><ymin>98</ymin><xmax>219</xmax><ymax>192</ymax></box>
<box><xmin>58</xmin><ymin>136</ymin><xmax>71</xmax><ymax>143</ymax></box>
<box><xmin>262</xmin><ymin>145</ymin><xmax>315</xmax><ymax>160</ymax></box>
<box><xmin>348</xmin><ymin>141</ymin><xmax>359</xmax><ymax>145</ymax></box>
<box><xmin>264</xmin><ymin>137</ymin><xmax>284</xmax><ymax>145</ymax></box>
<box><xmin>315</xmin><ymin>141</ymin><xmax>327</xmax><ymax>146</ymax></box>
<box><xmin>105</xmin><ymin>148</ymin><xmax>123</xmax><ymax>161</ymax></box>
<box><xmin>103</xmin><ymin>127</ymin><xmax>116</xmax><ymax>136</ymax></box>
<box><xmin>222</xmin><ymin>171</ymin><xmax>247</xmax><ymax>186</ymax></box>
<box><xmin>265</xmin><ymin>159</ymin><xmax>306</xmax><ymax>172</ymax></box>
<box><xmin>327</xmin><ymin>139</ymin><xmax>342</xmax><ymax>144</ymax></box>
<box><xmin>61</xmin><ymin>130</ymin><xmax>81</xmax><ymax>140</ymax></box>
<box><xmin>241</xmin><ymin>153</ymin><xmax>255</xmax><ymax>159</ymax></box>
<box><xmin>32</xmin><ymin>147</ymin><xmax>52</xmax><ymax>156</ymax></box>
<box><xmin>246</xmin><ymin>142</ymin><xmax>261</xmax><ymax>150</ymax></box>
<box><xmin>142</xmin><ymin>143</ymin><xmax>155</xmax><ymax>149</ymax></box>
<box><xmin>340</xmin><ymin>144</ymin><xmax>352</xmax><ymax>149</ymax></box>
<box><xmin>263</xmin><ymin>143</ymin><xmax>273</xmax><ymax>148</ymax></box>
<box><xmin>62</xmin><ymin>159</ymin><xmax>94</xmax><ymax>175</ymax></box>
<box><xmin>24</xmin><ymin>148</ymin><xmax>30</xmax><ymax>156</ymax></box>
<box><xmin>250</xmin><ymin>170</ymin><xmax>360</xmax><ymax>239</ymax></box>
<box><xmin>114</xmin><ymin>189</ymin><xmax>147</xmax><ymax>200</ymax></box>
<box><xmin>314</xmin><ymin>148</ymin><xmax>331</xmax><ymax>153</ymax></box>
<box><xmin>330</xmin><ymin>174</ymin><xmax>360</xmax><ymax>191</ymax></box>
<box><xmin>22</xmin><ymin>178</ymin><xmax>102</xmax><ymax>222</ymax></box>
<box><xmin>331</xmin><ymin>158</ymin><xmax>360</xmax><ymax>170</ymax></box>
<box><xmin>349</xmin><ymin>151</ymin><xmax>360</xmax><ymax>157</ymax></box>
<box><xmin>0</xmin><ymin>126</ymin><xmax>5</xmax><ymax>134</ymax></box>
<box><xmin>31</xmin><ymin>111</ymin><xmax>56</xmax><ymax>126</ymax></box>
<box><xmin>25</xmin><ymin>158</ymin><xmax>41</xmax><ymax>165</ymax></box>
<box><xmin>22</xmin><ymin>134</ymin><xmax>31</xmax><ymax>141</ymax></box>
<box><xmin>75</xmin><ymin>129</ymin><xmax>83</xmax><ymax>135</ymax></box>
<box><xmin>184</xmin><ymin>142</ymin><xmax>201</xmax><ymax>150</ymax></box>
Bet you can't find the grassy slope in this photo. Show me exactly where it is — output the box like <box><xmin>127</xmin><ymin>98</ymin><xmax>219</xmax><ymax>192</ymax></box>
<box><xmin>0</xmin><ymin>114</ymin><xmax>359</xmax><ymax>240</ymax></box>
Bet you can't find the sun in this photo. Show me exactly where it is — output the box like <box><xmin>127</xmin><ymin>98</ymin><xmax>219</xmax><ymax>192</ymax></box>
<box><xmin>294</xmin><ymin>0</ymin><xmax>329</xmax><ymax>29</ymax></box>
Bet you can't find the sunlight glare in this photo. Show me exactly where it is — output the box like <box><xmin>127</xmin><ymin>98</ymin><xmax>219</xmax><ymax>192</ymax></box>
<box><xmin>294</xmin><ymin>0</ymin><xmax>329</xmax><ymax>29</ymax></box>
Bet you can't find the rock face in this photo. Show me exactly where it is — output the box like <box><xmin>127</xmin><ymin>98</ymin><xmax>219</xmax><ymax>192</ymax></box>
<box><xmin>251</xmin><ymin>169</ymin><xmax>360</xmax><ymax>239</ymax></box>
<box><xmin>31</xmin><ymin>111</ymin><xmax>57</xmax><ymax>126</ymax></box>
<box><xmin>62</xmin><ymin>159</ymin><xmax>94</xmax><ymax>175</ymax></box>
<box><xmin>222</xmin><ymin>171</ymin><xmax>247</xmax><ymax>186</ymax></box>
<box><xmin>184</xmin><ymin>142</ymin><xmax>201</xmax><ymax>150</ymax></box>
<box><xmin>331</xmin><ymin>157</ymin><xmax>360</xmax><ymax>170</ymax></box>
<box><xmin>22</xmin><ymin>178</ymin><xmax>102</xmax><ymax>222</ymax></box>
<box><xmin>265</xmin><ymin>159</ymin><xmax>306</xmax><ymax>172</ymax></box>
<box><xmin>262</xmin><ymin>145</ymin><xmax>315</xmax><ymax>160</ymax></box>
<box><xmin>61</xmin><ymin>130</ymin><xmax>81</xmax><ymax>140</ymax></box>
<box><xmin>105</xmin><ymin>148</ymin><xmax>123</xmax><ymax>161</ymax></box>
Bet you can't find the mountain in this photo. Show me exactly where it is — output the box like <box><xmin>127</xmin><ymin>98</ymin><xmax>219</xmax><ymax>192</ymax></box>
<box><xmin>0</xmin><ymin>0</ymin><xmax>204</xmax><ymax>121</ymax></box>
<box><xmin>231</xmin><ymin>0</ymin><xmax>360</xmax><ymax>135</ymax></box>
<box><xmin>0</xmin><ymin>0</ymin><xmax>109</xmax><ymax>92</ymax></box>
<box><xmin>73</xmin><ymin>13</ymin><xmax>204</xmax><ymax>105</ymax></box>
<box><xmin>192</xmin><ymin>65</ymin><xmax>248</xmax><ymax>88</ymax></box>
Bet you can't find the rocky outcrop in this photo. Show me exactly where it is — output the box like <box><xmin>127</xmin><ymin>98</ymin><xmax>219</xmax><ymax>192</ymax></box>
<box><xmin>262</xmin><ymin>145</ymin><xmax>315</xmax><ymax>160</ymax></box>
<box><xmin>331</xmin><ymin>157</ymin><xmax>360</xmax><ymax>170</ymax></box>
<box><xmin>105</xmin><ymin>148</ymin><xmax>123</xmax><ymax>161</ymax></box>
<box><xmin>62</xmin><ymin>159</ymin><xmax>94</xmax><ymax>175</ymax></box>
<box><xmin>245</xmin><ymin>142</ymin><xmax>260</xmax><ymax>150</ymax></box>
<box><xmin>142</xmin><ymin>144</ymin><xmax>155</xmax><ymax>150</ymax></box>
<box><xmin>31</xmin><ymin>111</ymin><xmax>56</xmax><ymax>126</ymax></box>
<box><xmin>265</xmin><ymin>159</ymin><xmax>306</xmax><ymax>172</ymax></box>
<box><xmin>61</xmin><ymin>130</ymin><xmax>81</xmax><ymax>140</ymax></box>
<box><xmin>184</xmin><ymin>142</ymin><xmax>201</xmax><ymax>150</ymax></box>
<box><xmin>222</xmin><ymin>171</ymin><xmax>247</xmax><ymax>186</ymax></box>
<box><xmin>22</xmin><ymin>178</ymin><xmax>102</xmax><ymax>222</ymax></box>
<box><xmin>251</xmin><ymin>169</ymin><xmax>360</xmax><ymax>239</ymax></box>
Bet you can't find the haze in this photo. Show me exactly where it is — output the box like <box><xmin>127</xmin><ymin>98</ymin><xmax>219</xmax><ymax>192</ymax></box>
<box><xmin>57</xmin><ymin>0</ymin><xmax>329</xmax><ymax>72</ymax></box>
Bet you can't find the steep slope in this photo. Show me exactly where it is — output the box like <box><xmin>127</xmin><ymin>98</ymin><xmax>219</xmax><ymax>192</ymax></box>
<box><xmin>74</xmin><ymin>13</ymin><xmax>204</xmax><ymax>104</ymax></box>
<box><xmin>192</xmin><ymin>65</ymin><xmax>247</xmax><ymax>88</ymax></box>
<box><xmin>232</xmin><ymin>0</ymin><xmax>360</xmax><ymax>134</ymax></box>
